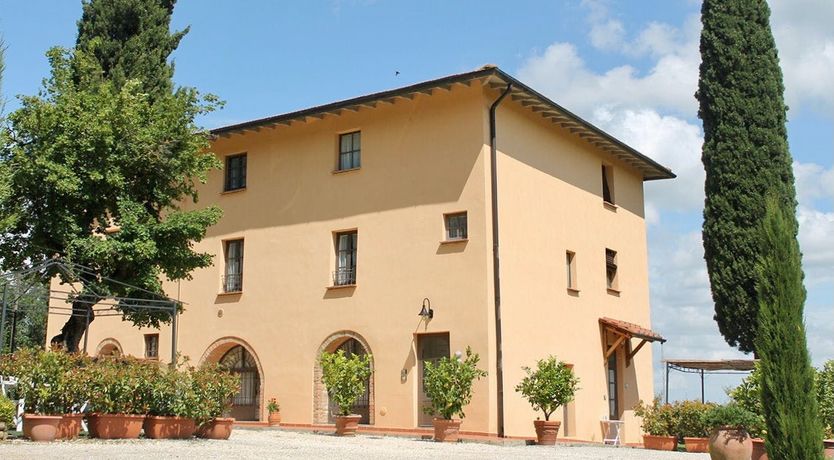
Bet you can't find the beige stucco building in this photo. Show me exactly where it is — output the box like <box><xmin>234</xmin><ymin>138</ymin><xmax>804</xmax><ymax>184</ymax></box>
<box><xmin>46</xmin><ymin>65</ymin><xmax>673</xmax><ymax>443</ymax></box>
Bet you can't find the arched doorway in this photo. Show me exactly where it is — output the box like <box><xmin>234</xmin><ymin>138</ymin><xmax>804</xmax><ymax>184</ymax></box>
<box><xmin>313</xmin><ymin>331</ymin><xmax>374</xmax><ymax>425</ymax></box>
<box><xmin>219</xmin><ymin>345</ymin><xmax>261</xmax><ymax>421</ymax></box>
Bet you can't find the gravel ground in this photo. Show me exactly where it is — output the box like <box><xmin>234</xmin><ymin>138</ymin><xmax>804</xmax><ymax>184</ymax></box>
<box><xmin>0</xmin><ymin>428</ymin><xmax>710</xmax><ymax>459</ymax></box>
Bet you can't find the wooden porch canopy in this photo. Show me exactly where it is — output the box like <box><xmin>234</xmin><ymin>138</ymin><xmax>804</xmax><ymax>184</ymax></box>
<box><xmin>599</xmin><ymin>317</ymin><xmax>665</xmax><ymax>366</ymax></box>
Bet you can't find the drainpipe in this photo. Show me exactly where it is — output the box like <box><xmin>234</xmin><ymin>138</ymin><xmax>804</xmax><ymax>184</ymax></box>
<box><xmin>489</xmin><ymin>82</ymin><xmax>512</xmax><ymax>438</ymax></box>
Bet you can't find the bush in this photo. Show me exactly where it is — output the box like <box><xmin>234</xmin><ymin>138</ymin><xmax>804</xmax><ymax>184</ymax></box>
<box><xmin>727</xmin><ymin>364</ymin><xmax>767</xmax><ymax>438</ymax></box>
<box><xmin>0</xmin><ymin>395</ymin><xmax>16</xmax><ymax>426</ymax></box>
<box><xmin>192</xmin><ymin>362</ymin><xmax>239</xmax><ymax>425</ymax></box>
<box><xmin>634</xmin><ymin>397</ymin><xmax>677</xmax><ymax>436</ymax></box>
<box><xmin>674</xmin><ymin>400</ymin><xmax>716</xmax><ymax>438</ymax></box>
<box><xmin>702</xmin><ymin>403</ymin><xmax>759</xmax><ymax>431</ymax></box>
<box><xmin>320</xmin><ymin>349</ymin><xmax>372</xmax><ymax>417</ymax></box>
<box><xmin>422</xmin><ymin>347</ymin><xmax>487</xmax><ymax>420</ymax></box>
<box><xmin>817</xmin><ymin>360</ymin><xmax>834</xmax><ymax>439</ymax></box>
<box><xmin>10</xmin><ymin>348</ymin><xmax>86</xmax><ymax>415</ymax></box>
<box><xmin>515</xmin><ymin>356</ymin><xmax>579</xmax><ymax>421</ymax></box>
<box><xmin>85</xmin><ymin>356</ymin><xmax>160</xmax><ymax>415</ymax></box>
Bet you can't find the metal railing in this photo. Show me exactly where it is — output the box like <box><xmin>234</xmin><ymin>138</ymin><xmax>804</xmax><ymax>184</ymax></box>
<box><xmin>332</xmin><ymin>268</ymin><xmax>356</xmax><ymax>286</ymax></box>
<box><xmin>222</xmin><ymin>273</ymin><xmax>243</xmax><ymax>292</ymax></box>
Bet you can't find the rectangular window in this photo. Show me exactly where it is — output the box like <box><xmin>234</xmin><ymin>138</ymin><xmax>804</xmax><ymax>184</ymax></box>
<box><xmin>225</xmin><ymin>153</ymin><xmax>247</xmax><ymax>191</ymax></box>
<box><xmin>338</xmin><ymin>131</ymin><xmax>361</xmax><ymax>171</ymax></box>
<box><xmin>224</xmin><ymin>239</ymin><xmax>244</xmax><ymax>292</ymax></box>
<box><xmin>445</xmin><ymin>212</ymin><xmax>468</xmax><ymax>240</ymax></box>
<box><xmin>602</xmin><ymin>165</ymin><xmax>614</xmax><ymax>204</ymax></box>
<box><xmin>334</xmin><ymin>231</ymin><xmax>357</xmax><ymax>285</ymax></box>
<box><xmin>144</xmin><ymin>334</ymin><xmax>159</xmax><ymax>360</ymax></box>
<box><xmin>606</xmin><ymin>248</ymin><xmax>618</xmax><ymax>291</ymax></box>
<box><xmin>566</xmin><ymin>251</ymin><xmax>577</xmax><ymax>290</ymax></box>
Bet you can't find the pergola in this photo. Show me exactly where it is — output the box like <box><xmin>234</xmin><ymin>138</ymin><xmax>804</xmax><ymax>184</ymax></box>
<box><xmin>0</xmin><ymin>259</ymin><xmax>181</xmax><ymax>362</ymax></box>
<box><xmin>664</xmin><ymin>359</ymin><xmax>757</xmax><ymax>403</ymax></box>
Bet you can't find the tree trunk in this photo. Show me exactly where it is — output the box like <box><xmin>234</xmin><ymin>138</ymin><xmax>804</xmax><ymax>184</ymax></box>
<box><xmin>50</xmin><ymin>297</ymin><xmax>95</xmax><ymax>353</ymax></box>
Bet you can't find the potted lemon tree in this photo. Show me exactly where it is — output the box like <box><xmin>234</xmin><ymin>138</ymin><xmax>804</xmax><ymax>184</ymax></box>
<box><xmin>634</xmin><ymin>397</ymin><xmax>677</xmax><ymax>450</ymax></box>
<box><xmin>515</xmin><ymin>356</ymin><xmax>579</xmax><ymax>445</ymax></box>
<box><xmin>422</xmin><ymin>347</ymin><xmax>487</xmax><ymax>442</ymax></box>
<box><xmin>320</xmin><ymin>349</ymin><xmax>372</xmax><ymax>436</ymax></box>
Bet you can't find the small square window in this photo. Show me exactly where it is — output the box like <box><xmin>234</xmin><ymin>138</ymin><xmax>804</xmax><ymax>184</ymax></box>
<box><xmin>602</xmin><ymin>165</ymin><xmax>614</xmax><ymax>205</ymax></box>
<box><xmin>566</xmin><ymin>251</ymin><xmax>577</xmax><ymax>290</ymax></box>
<box><xmin>338</xmin><ymin>131</ymin><xmax>361</xmax><ymax>171</ymax></box>
<box><xmin>144</xmin><ymin>334</ymin><xmax>159</xmax><ymax>360</ymax></box>
<box><xmin>225</xmin><ymin>153</ymin><xmax>247</xmax><ymax>191</ymax></box>
<box><xmin>445</xmin><ymin>212</ymin><xmax>468</xmax><ymax>241</ymax></box>
<box><xmin>606</xmin><ymin>248</ymin><xmax>618</xmax><ymax>291</ymax></box>
<box><xmin>224</xmin><ymin>239</ymin><xmax>244</xmax><ymax>292</ymax></box>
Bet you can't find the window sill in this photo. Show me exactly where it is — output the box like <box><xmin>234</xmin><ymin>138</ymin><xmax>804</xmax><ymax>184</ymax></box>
<box><xmin>566</xmin><ymin>287</ymin><xmax>581</xmax><ymax>295</ymax></box>
<box><xmin>603</xmin><ymin>201</ymin><xmax>618</xmax><ymax>212</ymax></box>
<box><xmin>332</xmin><ymin>167</ymin><xmax>361</xmax><ymax>175</ymax></box>
<box><xmin>440</xmin><ymin>238</ymin><xmax>468</xmax><ymax>245</ymax></box>
<box><xmin>327</xmin><ymin>284</ymin><xmax>356</xmax><ymax>290</ymax></box>
<box><xmin>607</xmin><ymin>288</ymin><xmax>621</xmax><ymax>297</ymax></box>
<box><xmin>221</xmin><ymin>187</ymin><xmax>247</xmax><ymax>195</ymax></box>
<box><xmin>217</xmin><ymin>291</ymin><xmax>243</xmax><ymax>296</ymax></box>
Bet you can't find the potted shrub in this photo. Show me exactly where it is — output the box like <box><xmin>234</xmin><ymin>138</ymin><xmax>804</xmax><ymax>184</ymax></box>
<box><xmin>634</xmin><ymin>397</ymin><xmax>677</xmax><ymax>450</ymax></box>
<box><xmin>675</xmin><ymin>400</ymin><xmax>715</xmax><ymax>453</ymax></box>
<box><xmin>514</xmin><ymin>356</ymin><xmax>579</xmax><ymax>445</ymax></box>
<box><xmin>702</xmin><ymin>403</ymin><xmax>757</xmax><ymax>460</ymax></box>
<box><xmin>14</xmin><ymin>348</ymin><xmax>71</xmax><ymax>442</ymax></box>
<box><xmin>727</xmin><ymin>364</ymin><xmax>768</xmax><ymax>458</ymax></box>
<box><xmin>0</xmin><ymin>394</ymin><xmax>16</xmax><ymax>440</ymax></box>
<box><xmin>144</xmin><ymin>362</ymin><xmax>199</xmax><ymax>439</ymax></box>
<box><xmin>817</xmin><ymin>361</ymin><xmax>834</xmax><ymax>458</ymax></box>
<box><xmin>320</xmin><ymin>349</ymin><xmax>372</xmax><ymax>436</ymax></box>
<box><xmin>194</xmin><ymin>363</ymin><xmax>239</xmax><ymax>440</ymax></box>
<box><xmin>422</xmin><ymin>347</ymin><xmax>487</xmax><ymax>442</ymax></box>
<box><xmin>85</xmin><ymin>357</ymin><xmax>153</xmax><ymax>439</ymax></box>
<box><xmin>267</xmin><ymin>398</ymin><xmax>281</xmax><ymax>426</ymax></box>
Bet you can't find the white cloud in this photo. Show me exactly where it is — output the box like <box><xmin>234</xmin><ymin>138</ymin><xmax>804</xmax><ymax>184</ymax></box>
<box><xmin>770</xmin><ymin>0</ymin><xmax>834</xmax><ymax>114</ymax></box>
<box><xmin>798</xmin><ymin>207</ymin><xmax>834</xmax><ymax>285</ymax></box>
<box><xmin>589</xmin><ymin>19</ymin><xmax>626</xmax><ymax>51</ymax></box>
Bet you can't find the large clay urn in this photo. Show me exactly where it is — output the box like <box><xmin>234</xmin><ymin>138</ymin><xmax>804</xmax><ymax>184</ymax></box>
<box><xmin>708</xmin><ymin>427</ymin><xmax>753</xmax><ymax>460</ymax></box>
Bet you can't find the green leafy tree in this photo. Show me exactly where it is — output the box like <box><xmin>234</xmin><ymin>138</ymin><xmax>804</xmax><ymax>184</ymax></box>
<box><xmin>755</xmin><ymin>197</ymin><xmax>823</xmax><ymax>459</ymax></box>
<box><xmin>1</xmin><ymin>275</ymin><xmax>49</xmax><ymax>354</ymax></box>
<box><xmin>320</xmin><ymin>349</ymin><xmax>372</xmax><ymax>417</ymax></box>
<box><xmin>696</xmin><ymin>0</ymin><xmax>799</xmax><ymax>354</ymax></box>
<box><xmin>0</xmin><ymin>1</ymin><xmax>221</xmax><ymax>352</ymax></box>
<box><xmin>422</xmin><ymin>347</ymin><xmax>487</xmax><ymax>420</ymax></box>
<box><xmin>514</xmin><ymin>356</ymin><xmax>579</xmax><ymax>421</ymax></box>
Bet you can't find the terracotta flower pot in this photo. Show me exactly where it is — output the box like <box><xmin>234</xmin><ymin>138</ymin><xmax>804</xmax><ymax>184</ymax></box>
<box><xmin>95</xmin><ymin>413</ymin><xmax>145</xmax><ymax>439</ymax></box>
<box><xmin>683</xmin><ymin>436</ymin><xmax>709</xmax><ymax>453</ymax></box>
<box><xmin>196</xmin><ymin>417</ymin><xmax>235</xmax><ymax>440</ymax></box>
<box><xmin>268</xmin><ymin>411</ymin><xmax>281</xmax><ymax>427</ymax></box>
<box><xmin>57</xmin><ymin>413</ymin><xmax>84</xmax><ymax>440</ymax></box>
<box><xmin>433</xmin><ymin>418</ymin><xmax>462</xmax><ymax>443</ymax></box>
<box><xmin>86</xmin><ymin>413</ymin><xmax>99</xmax><ymax>438</ymax></box>
<box><xmin>143</xmin><ymin>415</ymin><xmax>196</xmax><ymax>439</ymax></box>
<box><xmin>751</xmin><ymin>438</ymin><xmax>768</xmax><ymax>460</ymax></box>
<box><xmin>824</xmin><ymin>439</ymin><xmax>834</xmax><ymax>459</ymax></box>
<box><xmin>707</xmin><ymin>427</ymin><xmax>752</xmax><ymax>460</ymax></box>
<box><xmin>334</xmin><ymin>414</ymin><xmax>361</xmax><ymax>436</ymax></box>
<box><xmin>533</xmin><ymin>419</ymin><xmax>561</xmax><ymax>445</ymax></box>
<box><xmin>642</xmin><ymin>434</ymin><xmax>677</xmax><ymax>450</ymax></box>
<box><xmin>22</xmin><ymin>414</ymin><xmax>61</xmax><ymax>442</ymax></box>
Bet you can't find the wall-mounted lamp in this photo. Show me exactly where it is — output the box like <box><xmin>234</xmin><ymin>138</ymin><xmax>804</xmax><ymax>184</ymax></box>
<box><xmin>418</xmin><ymin>298</ymin><xmax>434</xmax><ymax>320</ymax></box>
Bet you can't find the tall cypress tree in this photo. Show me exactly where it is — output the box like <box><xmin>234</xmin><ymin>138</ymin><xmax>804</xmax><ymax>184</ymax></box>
<box><xmin>696</xmin><ymin>0</ymin><xmax>799</xmax><ymax>353</ymax></box>
<box><xmin>75</xmin><ymin>0</ymin><xmax>187</xmax><ymax>99</ymax></box>
<box><xmin>755</xmin><ymin>197</ymin><xmax>823</xmax><ymax>459</ymax></box>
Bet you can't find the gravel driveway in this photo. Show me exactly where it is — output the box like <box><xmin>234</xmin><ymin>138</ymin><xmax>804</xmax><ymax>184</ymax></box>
<box><xmin>0</xmin><ymin>428</ymin><xmax>709</xmax><ymax>459</ymax></box>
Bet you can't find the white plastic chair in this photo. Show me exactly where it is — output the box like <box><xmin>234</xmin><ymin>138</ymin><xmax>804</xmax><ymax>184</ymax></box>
<box><xmin>600</xmin><ymin>417</ymin><xmax>624</xmax><ymax>446</ymax></box>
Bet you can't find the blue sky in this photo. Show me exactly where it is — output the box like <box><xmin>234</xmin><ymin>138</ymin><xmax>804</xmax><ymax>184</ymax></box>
<box><xmin>1</xmin><ymin>0</ymin><xmax>831</xmax><ymax>403</ymax></box>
